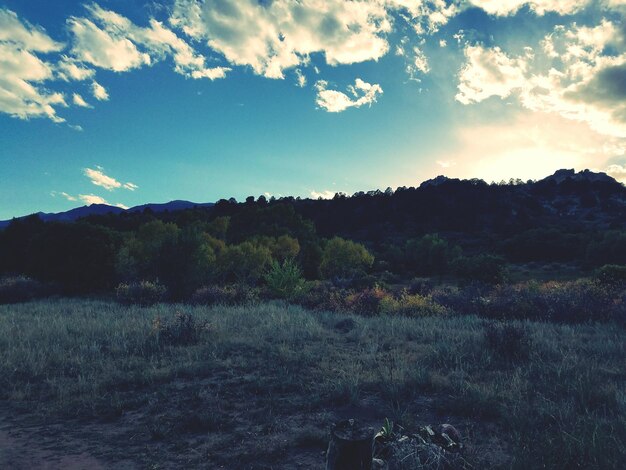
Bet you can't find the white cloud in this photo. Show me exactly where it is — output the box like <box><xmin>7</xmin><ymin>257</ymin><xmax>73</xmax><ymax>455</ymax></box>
<box><xmin>456</xmin><ymin>20</ymin><xmax>626</xmax><ymax>138</ymax></box>
<box><xmin>467</xmin><ymin>0</ymin><xmax>590</xmax><ymax>16</ymax></box>
<box><xmin>606</xmin><ymin>164</ymin><xmax>626</xmax><ymax>182</ymax></box>
<box><xmin>72</xmin><ymin>93</ymin><xmax>91</xmax><ymax>108</ymax></box>
<box><xmin>310</xmin><ymin>190</ymin><xmax>336</xmax><ymax>199</ymax></box>
<box><xmin>115</xmin><ymin>203</ymin><xmax>129</xmax><ymax>209</ymax></box>
<box><xmin>79</xmin><ymin>194</ymin><xmax>109</xmax><ymax>205</ymax></box>
<box><xmin>91</xmin><ymin>81</ymin><xmax>109</xmax><ymax>101</ymax></box>
<box><xmin>295</xmin><ymin>69</ymin><xmax>307</xmax><ymax>88</ymax></box>
<box><xmin>51</xmin><ymin>191</ymin><xmax>78</xmax><ymax>201</ymax></box>
<box><xmin>83</xmin><ymin>167</ymin><xmax>138</xmax><ymax>192</ymax></box>
<box><xmin>411</xmin><ymin>46</ymin><xmax>430</xmax><ymax>74</ymax></box>
<box><xmin>387</xmin><ymin>0</ymin><xmax>459</xmax><ymax>35</ymax></box>
<box><xmin>68</xmin><ymin>13</ymin><xmax>151</xmax><ymax>72</ymax></box>
<box><xmin>0</xmin><ymin>8</ymin><xmax>63</xmax><ymax>52</ymax></box>
<box><xmin>0</xmin><ymin>9</ymin><xmax>67</xmax><ymax>122</ymax></box>
<box><xmin>436</xmin><ymin>160</ymin><xmax>456</xmax><ymax>168</ymax></box>
<box><xmin>315</xmin><ymin>78</ymin><xmax>383</xmax><ymax>113</ymax></box>
<box><xmin>69</xmin><ymin>4</ymin><xmax>229</xmax><ymax>80</ymax></box>
<box><xmin>56</xmin><ymin>56</ymin><xmax>95</xmax><ymax>81</ymax></box>
<box><xmin>456</xmin><ymin>45</ymin><xmax>527</xmax><ymax>104</ymax></box>
<box><xmin>169</xmin><ymin>0</ymin><xmax>391</xmax><ymax>79</ymax></box>
<box><xmin>84</xmin><ymin>167</ymin><xmax>122</xmax><ymax>191</ymax></box>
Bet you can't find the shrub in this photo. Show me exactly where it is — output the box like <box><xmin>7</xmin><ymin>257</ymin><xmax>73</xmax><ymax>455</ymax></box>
<box><xmin>380</xmin><ymin>291</ymin><xmax>450</xmax><ymax>317</ymax></box>
<box><xmin>476</xmin><ymin>280</ymin><xmax>620</xmax><ymax>323</ymax></box>
<box><xmin>292</xmin><ymin>281</ymin><xmax>350</xmax><ymax>312</ymax></box>
<box><xmin>345</xmin><ymin>285</ymin><xmax>389</xmax><ymax>315</ymax></box>
<box><xmin>115</xmin><ymin>280</ymin><xmax>166</xmax><ymax>306</ymax></box>
<box><xmin>453</xmin><ymin>254</ymin><xmax>508</xmax><ymax>284</ymax></box>
<box><xmin>595</xmin><ymin>264</ymin><xmax>626</xmax><ymax>287</ymax></box>
<box><xmin>191</xmin><ymin>284</ymin><xmax>259</xmax><ymax>306</ymax></box>
<box><xmin>484</xmin><ymin>322</ymin><xmax>532</xmax><ymax>361</ymax></box>
<box><xmin>0</xmin><ymin>276</ymin><xmax>47</xmax><ymax>304</ymax></box>
<box><xmin>152</xmin><ymin>311</ymin><xmax>211</xmax><ymax>346</ymax></box>
<box><xmin>264</xmin><ymin>259</ymin><xmax>308</xmax><ymax>300</ymax></box>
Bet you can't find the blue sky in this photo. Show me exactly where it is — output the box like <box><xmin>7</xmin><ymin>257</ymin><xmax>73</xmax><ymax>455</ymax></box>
<box><xmin>1</xmin><ymin>0</ymin><xmax>625</xmax><ymax>219</ymax></box>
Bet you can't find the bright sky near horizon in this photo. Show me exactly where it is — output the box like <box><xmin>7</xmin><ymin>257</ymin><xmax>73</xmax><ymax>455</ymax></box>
<box><xmin>1</xmin><ymin>0</ymin><xmax>625</xmax><ymax>219</ymax></box>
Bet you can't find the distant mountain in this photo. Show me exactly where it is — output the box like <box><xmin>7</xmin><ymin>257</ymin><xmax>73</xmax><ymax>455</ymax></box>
<box><xmin>0</xmin><ymin>200</ymin><xmax>214</xmax><ymax>229</ymax></box>
<box><xmin>540</xmin><ymin>169</ymin><xmax>616</xmax><ymax>184</ymax></box>
<box><xmin>127</xmin><ymin>200</ymin><xmax>214</xmax><ymax>213</ymax></box>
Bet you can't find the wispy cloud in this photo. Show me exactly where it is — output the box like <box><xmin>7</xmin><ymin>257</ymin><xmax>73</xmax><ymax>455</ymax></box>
<box><xmin>84</xmin><ymin>167</ymin><xmax>122</xmax><ymax>191</ymax></box>
<box><xmin>437</xmin><ymin>160</ymin><xmax>456</xmax><ymax>168</ymax></box>
<box><xmin>83</xmin><ymin>167</ymin><xmax>138</xmax><ymax>192</ymax></box>
<box><xmin>315</xmin><ymin>78</ymin><xmax>383</xmax><ymax>113</ymax></box>
<box><xmin>51</xmin><ymin>191</ymin><xmax>77</xmax><ymax>201</ymax></box>
<box><xmin>78</xmin><ymin>193</ymin><xmax>108</xmax><ymax>205</ymax></box>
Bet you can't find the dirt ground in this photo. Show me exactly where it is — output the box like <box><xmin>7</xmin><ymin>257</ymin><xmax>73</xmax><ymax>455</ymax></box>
<box><xmin>0</xmin><ymin>387</ymin><xmax>509</xmax><ymax>470</ymax></box>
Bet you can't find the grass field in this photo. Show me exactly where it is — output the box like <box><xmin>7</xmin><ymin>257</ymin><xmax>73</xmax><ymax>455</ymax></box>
<box><xmin>0</xmin><ymin>299</ymin><xmax>624</xmax><ymax>468</ymax></box>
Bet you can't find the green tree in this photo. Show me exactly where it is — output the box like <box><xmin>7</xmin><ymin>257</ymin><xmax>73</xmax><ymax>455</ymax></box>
<box><xmin>320</xmin><ymin>237</ymin><xmax>374</xmax><ymax>279</ymax></box>
<box><xmin>264</xmin><ymin>259</ymin><xmax>307</xmax><ymax>299</ymax></box>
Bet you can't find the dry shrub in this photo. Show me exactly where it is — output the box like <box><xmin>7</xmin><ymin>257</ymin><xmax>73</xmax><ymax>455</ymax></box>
<box><xmin>191</xmin><ymin>284</ymin><xmax>259</xmax><ymax>306</ymax></box>
<box><xmin>380</xmin><ymin>290</ymin><xmax>450</xmax><ymax>317</ymax></box>
<box><xmin>345</xmin><ymin>285</ymin><xmax>390</xmax><ymax>315</ymax></box>
<box><xmin>152</xmin><ymin>311</ymin><xmax>211</xmax><ymax>346</ymax></box>
<box><xmin>116</xmin><ymin>280</ymin><xmax>166</xmax><ymax>306</ymax></box>
<box><xmin>0</xmin><ymin>276</ymin><xmax>48</xmax><ymax>304</ymax></box>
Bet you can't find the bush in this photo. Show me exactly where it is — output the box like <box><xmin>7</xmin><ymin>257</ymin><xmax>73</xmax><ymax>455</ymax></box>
<box><xmin>453</xmin><ymin>254</ymin><xmax>508</xmax><ymax>284</ymax></box>
<box><xmin>595</xmin><ymin>264</ymin><xmax>626</xmax><ymax>287</ymax></box>
<box><xmin>152</xmin><ymin>312</ymin><xmax>211</xmax><ymax>347</ymax></box>
<box><xmin>191</xmin><ymin>284</ymin><xmax>259</xmax><ymax>306</ymax></box>
<box><xmin>484</xmin><ymin>322</ymin><xmax>532</xmax><ymax>361</ymax></box>
<box><xmin>0</xmin><ymin>276</ymin><xmax>48</xmax><ymax>304</ymax></box>
<box><xmin>380</xmin><ymin>290</ymin><xmax>450</xmax><ymax>317</ymax></box>
<box><xmin>345</xmin><ymin>285</ymin><xmax>389</xmax><ymax>315</ymax></box>
<box><xmin>115</xmin><ymin>281</ymin><xmax>167</xmax><ymax>306</ymax></box>
<box><xmin>264</xmin><ymin>259</ymin><xmax>308</xmax><ymax>300</ymax></box>
<box><xmin>292</xmin><ymin>281</ymin><xmax>350</xmax><ymax>312</ymax></box>
<box><xmin>479</xmin><ymin>280</ymin><xmax>621</xmax><ymax>323</ymax></box>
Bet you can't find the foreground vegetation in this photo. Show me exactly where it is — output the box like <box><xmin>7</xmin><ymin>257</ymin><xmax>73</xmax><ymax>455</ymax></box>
<box><xmin>0</xmin><ymin>299</ymin><xmax>623</xmax><ymax>468</ymax></box>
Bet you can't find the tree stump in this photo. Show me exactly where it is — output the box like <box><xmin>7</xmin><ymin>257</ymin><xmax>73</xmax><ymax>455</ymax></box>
<box><xmin>326</xmin><ymin>419</ymin><xmax>375</xmax><ymax>470</ymax></box>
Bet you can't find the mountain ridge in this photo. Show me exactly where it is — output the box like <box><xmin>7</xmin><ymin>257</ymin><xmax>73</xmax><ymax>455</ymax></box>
<box><xmin>0</xmin><ymin>169</ymin><xmax>621</xmax><ymax>229</ymax></box>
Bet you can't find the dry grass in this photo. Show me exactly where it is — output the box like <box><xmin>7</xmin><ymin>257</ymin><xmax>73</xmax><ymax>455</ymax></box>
<box><xmin>0</xmin><ymin>299</ymin><xmax>624</xmax><ymax>468</ymax></box>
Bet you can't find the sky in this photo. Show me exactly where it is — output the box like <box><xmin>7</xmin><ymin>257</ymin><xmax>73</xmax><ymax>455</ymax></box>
<box><xmin>0</xmin><ymin>0</ymin><xmax>625</xmax><ymax>219</ymax></box>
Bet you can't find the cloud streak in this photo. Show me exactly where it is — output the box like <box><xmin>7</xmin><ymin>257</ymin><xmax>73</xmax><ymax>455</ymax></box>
<box><xmin>84</xmin><ymin>167</ymin><xmax>138</xmax><ymax>192</ymax></box>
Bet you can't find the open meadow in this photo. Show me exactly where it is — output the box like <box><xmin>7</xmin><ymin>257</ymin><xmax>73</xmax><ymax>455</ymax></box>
<box><xmin>0</xmin><ymin>299</ymin><xmax>623</xmax><ymax>469</ymax></box>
